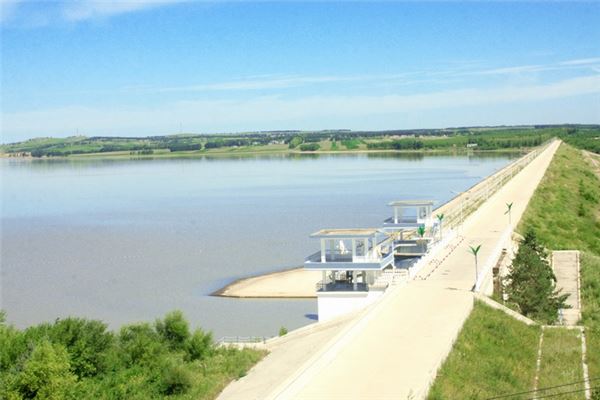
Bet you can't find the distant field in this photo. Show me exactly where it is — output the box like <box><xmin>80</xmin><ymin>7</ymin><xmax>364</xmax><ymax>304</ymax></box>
<box><xmin>3</xmin><ymin>125</ymin><xmax>596</xmax><ymax>159</ymax></box>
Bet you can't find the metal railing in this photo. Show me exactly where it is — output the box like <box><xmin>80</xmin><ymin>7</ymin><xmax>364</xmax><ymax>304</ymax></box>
<box><xmin>218</xmin><ymin>336</ymin><xmax>268</xmax><ymax>344</ymax></box>
<box><xmin>316</xmin><ymin>281</ymin><xmax>368</xmax><ymax>292</ymax></box>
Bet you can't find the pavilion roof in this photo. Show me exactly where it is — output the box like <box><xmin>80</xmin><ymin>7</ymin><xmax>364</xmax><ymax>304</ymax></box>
<box><xmin>388</xmin><ymin>200</ymin><xmax>435</xmax><ymax>207</ymax></box>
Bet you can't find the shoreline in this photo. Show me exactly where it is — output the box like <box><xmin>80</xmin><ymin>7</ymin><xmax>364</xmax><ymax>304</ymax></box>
<box><xmin>212</xmin><ymin>267</ymin><xmax>320</xmax><ymax>299</ymax></box>
<box><xmin>0</xmin><ymin>147</ymin><xmax>527</xmax><ymax>161</ymax></box>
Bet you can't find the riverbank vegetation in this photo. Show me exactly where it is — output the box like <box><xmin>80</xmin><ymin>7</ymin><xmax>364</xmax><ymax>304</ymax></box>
<box><xmin>3</xmin><ymin>124</ymin><xmax>597</xmax><ymax>159</ymax></box>
<box><xmin>0</xmin><ymin>310</ymin><xmax>265</xmax><ymax>399</ymax></box>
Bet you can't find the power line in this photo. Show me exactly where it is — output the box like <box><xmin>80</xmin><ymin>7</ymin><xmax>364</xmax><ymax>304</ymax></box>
<box><xmin>527</xmin><ymin>385</ymin><xmax>597</xmax><ymax>399</ymax></box>
<box><xmin>485</xmin><ymin>377</ymin><xmax>599</xmax><ymax>399</ymax></box>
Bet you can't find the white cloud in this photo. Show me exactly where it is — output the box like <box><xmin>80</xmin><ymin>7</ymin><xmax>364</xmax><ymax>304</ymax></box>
<box><xmin>62</xmin><ymin>0</ymin><xmax>186</xmax><ymax>22</ymax></box>
<box><xmin>560</xmin><ymin>57</ymin><xmax>600</xmax><ymax>66</ymax></box>
<box><xmin>118</xmin><ymin>58</ymin><xmax>600</xmax><ymax>95</ymax></box>
<box><xmin>2</xmin><ymin>74</ymin><xmax>599</xmax><ymax>141</ymax></box>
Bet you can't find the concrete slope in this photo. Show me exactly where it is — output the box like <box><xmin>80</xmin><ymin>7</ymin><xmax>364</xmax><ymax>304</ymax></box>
<box><xmin>270</xmin><ymin>140</ymin><xmax>561</xmax><ymax>400</ymax></box>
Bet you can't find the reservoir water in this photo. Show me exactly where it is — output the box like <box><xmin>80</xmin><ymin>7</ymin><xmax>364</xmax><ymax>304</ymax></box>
<box><xmin>1</xmin><ymin>152</ymin><xmax>516</xmax><ymax>338</ymax></box>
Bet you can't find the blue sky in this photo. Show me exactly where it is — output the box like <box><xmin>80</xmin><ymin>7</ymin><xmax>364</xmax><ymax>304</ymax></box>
<box><xmin>1</xmin><ymin>1</ymin><xmax>599</xmax><ymax>142</ymax></box>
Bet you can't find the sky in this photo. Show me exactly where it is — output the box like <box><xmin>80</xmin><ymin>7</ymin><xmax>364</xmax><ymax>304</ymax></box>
<box><xmin>1</xmin><ymin>1</ymin><xmax>599</xmax><ymax>142</ymax></box>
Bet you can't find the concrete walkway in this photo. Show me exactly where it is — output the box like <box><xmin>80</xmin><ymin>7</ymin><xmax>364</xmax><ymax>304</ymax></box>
<box><xmin>552</xmin><ymin>250</ymin><xmax>581</xmax><ymax>326</ymax></box>
<box><xmin>275</xmin><ymin>141</ymin><xmax>560</xmax><ymax>400</ymax></box>
<box><xmin>218</xmin><ymin>141</ymin><xmax>561</xmax><ymax>400</ymax></box>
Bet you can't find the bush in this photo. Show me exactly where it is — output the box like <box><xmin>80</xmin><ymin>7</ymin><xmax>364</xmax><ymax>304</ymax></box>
<box><xmin>160</xmin><ymin>359</ymin><xmax>193</xmax><ymax>395</ymax></box>
<box><xmin>46</xmin><ymin>318</ymin><xmax>113</xmax><ymax>378</ymax></box>
<box><xmin>3</xmin><ymin>340</ymin><xmax>77</xmax><ymax>400</ymax></box>
<box><xmin>185</xmin><ymin>328</ymin><xmax>213</xmax><ymax>361</ymax></box>
<box><xmin>155</xmin><ymin>311</ymin><xmax>190</xmax><ymax>350</ymax></box>
<box><xmin>0</xmin><ymin>310</ymin><xmax>265</xmax><ymax>400</ymax></box>
<box><xmin>299</xmin><ymin>143</ymin><xmax>320</xmax><ymax>151</ymax></box>
<box><xmin>118</xmin><ymin>323</ymin><xmax>165</xmax><ymax>366</ymax></box>
<box><xmin>167</xmin><ymin>143</ymin><xmax>201</xmax><ymax>152</ymax></box>
<box><xmin>278</xmin><ymin>326</ymin><xmax>288</xmax><ymax>336</ymax></box>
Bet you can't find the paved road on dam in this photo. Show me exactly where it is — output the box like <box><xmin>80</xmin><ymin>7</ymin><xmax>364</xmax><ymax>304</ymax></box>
<box><xmin>219</xmin><ymin>140</ymin><xmax>561</xmax><ymax>400</ymax></box>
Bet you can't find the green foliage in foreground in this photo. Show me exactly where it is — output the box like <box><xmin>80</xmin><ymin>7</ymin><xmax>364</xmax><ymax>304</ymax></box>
<box><xmin>0</xmin><ymin>311</ymin><xmax>265</xmax><ymax>400</ymax></box>
<box><xmin>504</xmin><ymin>230</ymin><xmax>569</xmax><ymax>324</ymax></box>
<box><xmin>428</xmin><ymin>302</ymin><xmax>540</xmax><ymax>399</ymax></box>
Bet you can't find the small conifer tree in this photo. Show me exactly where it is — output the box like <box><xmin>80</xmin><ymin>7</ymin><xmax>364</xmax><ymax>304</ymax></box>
<box><xmin>504</xmin><ymin>230</ymin><xmax>569</xmax><ymax>323</ymax></box>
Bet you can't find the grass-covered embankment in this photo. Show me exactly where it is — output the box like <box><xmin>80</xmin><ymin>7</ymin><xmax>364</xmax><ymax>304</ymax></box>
<box><xmin>0</xmin><ymin>311</ymin><xmax>265</xmax><ymax>400</ymax></box>
<box><xmin>519</xmin><ymin>143</ymin><xmax>600</xmax><ymax>380</ymax></box>
<box><xmin>538</xmin><ymin>328</ymin><xmax>585</xmax><ymax>399</ymax></box>
<box><xmin>428</xmin><ymin>302</ymin><xmax>541</xmax><ymax>399</ymax></box>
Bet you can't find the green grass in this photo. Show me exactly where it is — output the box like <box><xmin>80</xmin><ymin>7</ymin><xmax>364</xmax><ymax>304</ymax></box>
<box><xmin>341</xmin><ymin>139</ymin><xmax>361</xmax><ymax>149</ymax></box>
<box><xmin>519</xmin><ymin>142</ymin><xmax>600</xmax><ymax>381</ymax></box>
<box><xmin>581</xmin><ymin>252</ymin><xmax>600</xmax><ymax>380</ymax></box>
<box><xmin>538</xmin><ymin>328</ymin><xmax>585</xmax><ymax>399</ymax></box>
<box><xmin>518</xmin><ymin>144</ymin><xmax>600</xmax><ymax>253</ymax></box>
<box><xmin>428</xmin><ymin>301</ymin><xmax>541</xmax><ymax>399</ymax></box>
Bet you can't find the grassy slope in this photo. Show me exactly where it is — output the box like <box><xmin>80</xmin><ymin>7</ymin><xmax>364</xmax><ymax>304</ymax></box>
<box><xmin>428</xmin><ymin>302</ymin><xmax>540</xmax><ymax>399</ymax></box>
<box><xmin>519</xmin><ymin>143</ymin><xmax>600</xmax><ymax>380</ymax></box>
<box><xmin>538</xmin><ymin>328</ymin><xmax>585</xmax><ymax>399</ymax></box>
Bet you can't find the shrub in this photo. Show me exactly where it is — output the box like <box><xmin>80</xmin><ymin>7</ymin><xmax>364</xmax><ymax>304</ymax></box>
<box><xmin>118</xmin><ymin>323</ymin><xmax>165</xmax><ymax>366</ymax></box>
<box><xmin>155</xmin><ymin>311</ymin><xmax>190</xmax><ymax>350</ymax></box>
<box><xmin>160</xmin><ymin>359</ymin><xmax>192</xmax><ymax>395</ymax></box>
<box><xmin>185</xmin><ymin>328</ymin><xmax>213</xmax><ymax>361</ymax></box>
<box><xmin>46</xmin><ymin>318</ymin><xmax>113</xmax><ymax>378</ymax></box>
<box><xmin>299</xmin><ymin>143</ymin><xmax>320</xmax><ymax>151</ymax></box>
<box><xmin>3</xmin><ymin>340</ymin><xmax>77</xmax><ymax>400</ymax></box>
<box><xmin>278</xmin><ymin>326</ymin><xmax>288</xmax><ymax>336</ymax></box>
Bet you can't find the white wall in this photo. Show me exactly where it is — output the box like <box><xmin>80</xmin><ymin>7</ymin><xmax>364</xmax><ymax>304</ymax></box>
<box><xmin>317</xmin><ymin>290</ymin><xmax>384</xmax><ymax>322</ymax></box>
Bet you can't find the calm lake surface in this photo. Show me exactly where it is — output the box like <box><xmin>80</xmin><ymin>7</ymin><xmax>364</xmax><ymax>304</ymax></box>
<box><xmin>1</xmin><ymin>152</ymin><xmax>516</xmax><ymax>338</ymax></box>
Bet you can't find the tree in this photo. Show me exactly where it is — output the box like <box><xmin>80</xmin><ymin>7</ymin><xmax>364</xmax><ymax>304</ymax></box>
<box><xmin>288</xmin><ymin>136</ymin><xmax>304</xmax><ymax>149</ymax></box>
<box><xmin>504</xmin><ymin>230</ymin><xmax>570</xmax><ymax>323</ymax></box>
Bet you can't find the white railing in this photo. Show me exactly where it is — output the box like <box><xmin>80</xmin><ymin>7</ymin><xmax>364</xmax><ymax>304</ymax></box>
<box><xmin>439</xmin><ymin>141</ymin><xmax>551</xmax><ymax>232</ymax></box>
<box><xmin>474</xmin><ymin>226</ymin><xmax>512</xmax><ymax>292</ymax></box>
